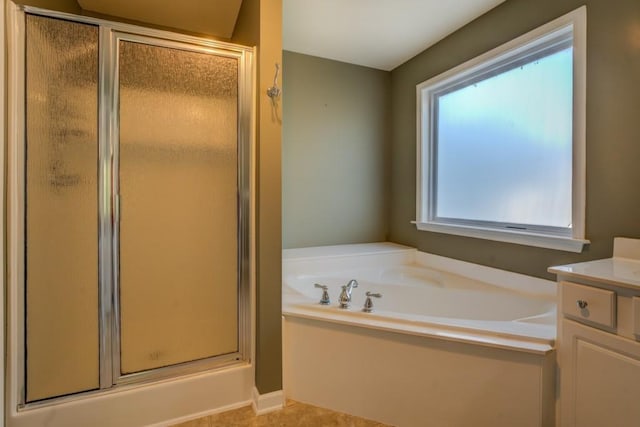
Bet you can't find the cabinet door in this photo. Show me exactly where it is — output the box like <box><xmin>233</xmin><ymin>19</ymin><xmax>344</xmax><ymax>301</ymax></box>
<box><xmin>560</xmin><ymin>319</ymin><xmax>640</xmax><ymax>427</ymax></box>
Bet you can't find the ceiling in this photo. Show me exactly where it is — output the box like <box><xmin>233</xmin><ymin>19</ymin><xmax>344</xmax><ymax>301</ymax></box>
<box><xmin>283</xmin><ymin>0</ymin><xmax>506</xmax><ymax>71</ymax></box>
<box><xmin>77</xmin><ymin>0</ymin><xmax>243</xmax><ymax>39</ymax></box>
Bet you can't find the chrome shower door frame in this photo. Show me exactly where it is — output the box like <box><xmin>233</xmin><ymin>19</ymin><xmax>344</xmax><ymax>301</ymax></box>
<box><xmin>6</xmin><ymin>3</ymin><xmax>254</xmax><ymax>409</ymax></box>
<box><xmin>108</xmin><ymin>29</ymin><xmax>253</xmax><ymax>387</ymax></box>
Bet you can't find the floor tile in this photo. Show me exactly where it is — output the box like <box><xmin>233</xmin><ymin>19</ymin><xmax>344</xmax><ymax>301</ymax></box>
<box><xmin>172</xmin><ymin>400</ymin><xmax>391</xmax><ymax>427</ymax></box>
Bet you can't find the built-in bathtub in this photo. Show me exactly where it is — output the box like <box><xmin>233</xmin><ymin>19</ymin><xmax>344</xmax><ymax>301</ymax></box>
<box><xmin>283</xmin><ymin>243</ymin><xmax>557</xmax><ymax>427</ymax></box>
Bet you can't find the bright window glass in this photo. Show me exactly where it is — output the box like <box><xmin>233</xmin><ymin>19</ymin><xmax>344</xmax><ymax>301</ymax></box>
<box><xmin>435</xmin><ymin>47</ymin><xmax>573</xmax><ymax>228</ymax></box>
<box><xmin>416</xmin><ymin>8</ymin><xmax>588</xmax><ymax>252</ymax></box>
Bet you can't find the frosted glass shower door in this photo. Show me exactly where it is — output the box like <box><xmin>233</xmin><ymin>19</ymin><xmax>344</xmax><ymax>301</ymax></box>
<box><xmin>25</xmin><ymin>15</ymin><xmax>99</xmax><ymax>402</ymax></box>
<box><xmin>117</xmin><ymin>39</ymin><xmax>240</xmax><ymax>374</ymax></box>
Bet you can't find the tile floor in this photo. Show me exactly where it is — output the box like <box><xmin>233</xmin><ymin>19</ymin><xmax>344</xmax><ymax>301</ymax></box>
<box><xmin>172</xmin><ymin>400</ymin><xmax>391</xmax><ymax>427</ymax></box>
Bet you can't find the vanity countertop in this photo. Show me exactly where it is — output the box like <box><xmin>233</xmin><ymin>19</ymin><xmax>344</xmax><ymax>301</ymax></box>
<box><xmin>549</xmin><ymin>257</ymin><xmax>640</xmax><ymax>290</ymax></box>
<box><xmin>549</xmin><ymin>237</ymin><xmax>640</xmax><ymax>290</ymax></box>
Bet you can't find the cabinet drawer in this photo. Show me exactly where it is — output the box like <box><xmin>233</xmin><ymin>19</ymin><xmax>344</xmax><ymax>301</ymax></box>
<box><xmin>561</xmin><ymin>281</ymin><xmax>615</xmax><ymax>328</ymax></box>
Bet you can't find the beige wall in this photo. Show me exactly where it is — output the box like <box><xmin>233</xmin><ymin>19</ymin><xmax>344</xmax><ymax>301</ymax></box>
<box><xmin>233</xmin><ymin>0</ymin><xmax>283</xmax><ymax>395</ymax></box>
<box><xmin>13</xmin><ymin>0</ymin><xmax>80</xmax><ymax>13</ymax></box>
<box><xmin>282</xmin><ymin>51</ymin><xmax>390</xmax><ymax>248</ymax></box>
<box><xmin>1</xmin><ymin>1</ymin><xmax>5</xmax><ymax>422</ymax></box>
<box><xmin>389</xmin><ymin>0</ymin><xmax>640</xmax><ymax>279</ymax></box>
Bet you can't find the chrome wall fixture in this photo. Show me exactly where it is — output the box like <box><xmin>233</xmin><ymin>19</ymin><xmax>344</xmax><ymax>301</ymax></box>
<box><xmin>266</xmin><ymin>62</ymin><xmax>281</xmax><ymax>99</ymax></box>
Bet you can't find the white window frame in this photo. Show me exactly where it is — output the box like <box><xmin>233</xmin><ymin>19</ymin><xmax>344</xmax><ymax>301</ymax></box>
<box><xmin>415</xmin><ymin>6</ymin><xmax>588</xmax><ymax>253</ymax></box>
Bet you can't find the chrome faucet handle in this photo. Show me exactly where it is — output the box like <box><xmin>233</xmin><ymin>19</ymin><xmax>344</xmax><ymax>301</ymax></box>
<box><xmin>363</xmin><ymin>292</ymin><xmax>382</xmax><ymax>313</ymax></box>
<box><xmin>314</xmin><ymin>283</ymin><xmax>330</xmax><ymax>305</ymax></box>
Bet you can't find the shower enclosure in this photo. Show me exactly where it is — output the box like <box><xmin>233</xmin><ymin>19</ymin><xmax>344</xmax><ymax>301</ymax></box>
<box><xmin>7</xmin><ymin>4</ymin><xmax>253</xmax><ymax>411</ymax></box>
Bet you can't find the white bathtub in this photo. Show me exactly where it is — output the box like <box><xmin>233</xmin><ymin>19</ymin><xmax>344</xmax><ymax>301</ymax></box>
<box><xmin>283</xmin><ymin>243</ymin><xmax>557</xmax><ymax>427</ymax></box>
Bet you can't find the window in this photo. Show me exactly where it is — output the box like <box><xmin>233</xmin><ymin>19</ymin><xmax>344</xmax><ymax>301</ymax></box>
<box><xmin>416</xmin><ymin>7</ymin><xmax>587</xmax><ymax>252</ymax></box>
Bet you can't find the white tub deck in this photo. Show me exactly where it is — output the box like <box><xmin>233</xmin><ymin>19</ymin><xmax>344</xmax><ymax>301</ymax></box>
<box><xmin>283</xmin><ymin>243</ymin><xmax>556</xmax><ymax>354</ymax></box>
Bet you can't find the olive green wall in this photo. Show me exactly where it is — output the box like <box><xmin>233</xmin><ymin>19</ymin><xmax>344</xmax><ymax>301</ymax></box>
<box><xmin>282</xmin><ymin>51</ymin><xmax>390</xmax><ymax>248</ymax></box>
<box><xmin>389</xmin><ymin>0</ymin><xmax>640</xmax><ymax>279</ymax></box>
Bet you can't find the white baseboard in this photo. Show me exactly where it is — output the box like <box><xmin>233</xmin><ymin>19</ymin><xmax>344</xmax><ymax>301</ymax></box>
<box><xmin>251</xmin><ymin>386</ymin><xmax>284</xmax><ymax>415</ymax></box>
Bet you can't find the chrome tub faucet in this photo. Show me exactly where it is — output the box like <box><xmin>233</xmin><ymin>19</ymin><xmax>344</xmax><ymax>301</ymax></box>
<box><xmin>338</xmin><ymin>279</ymin><xmax>359</xmax><ymax>309</ymax></box>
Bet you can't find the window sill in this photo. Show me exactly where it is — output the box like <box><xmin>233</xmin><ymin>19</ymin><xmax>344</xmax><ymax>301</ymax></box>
<box><xmin>412</xmin><ymin>221</ymin><xmax>589</xmax><ymax>253</ymax></box>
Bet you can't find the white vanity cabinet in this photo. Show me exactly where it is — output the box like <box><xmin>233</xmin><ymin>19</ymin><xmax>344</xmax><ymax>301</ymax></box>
<box><xmin>559</xmin><ymin>317</ymin><xmax>640</xmax><ymax>427</ymax></box>
<box><xmin>550</xmin><ymin>238</ymin><xmax>640</xmax><ymax>427</ymax></box>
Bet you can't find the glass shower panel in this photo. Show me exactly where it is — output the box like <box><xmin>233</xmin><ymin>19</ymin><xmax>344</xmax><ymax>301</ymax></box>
<box><xmin>25</xmin><ymin>15</ymin><xmax>99</xmax><ymax>402</ymax></box>
<box><xmin>118</xmin><ymin>41</ymin><xmax>239</xmax><ymax>374</ymax></box>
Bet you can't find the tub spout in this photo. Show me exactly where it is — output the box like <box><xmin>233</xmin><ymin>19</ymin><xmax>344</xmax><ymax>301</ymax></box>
<box><xmin>338</xmin><ymin>279</ymin><xmax>358</xmax><ymax>309</ymax></box>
